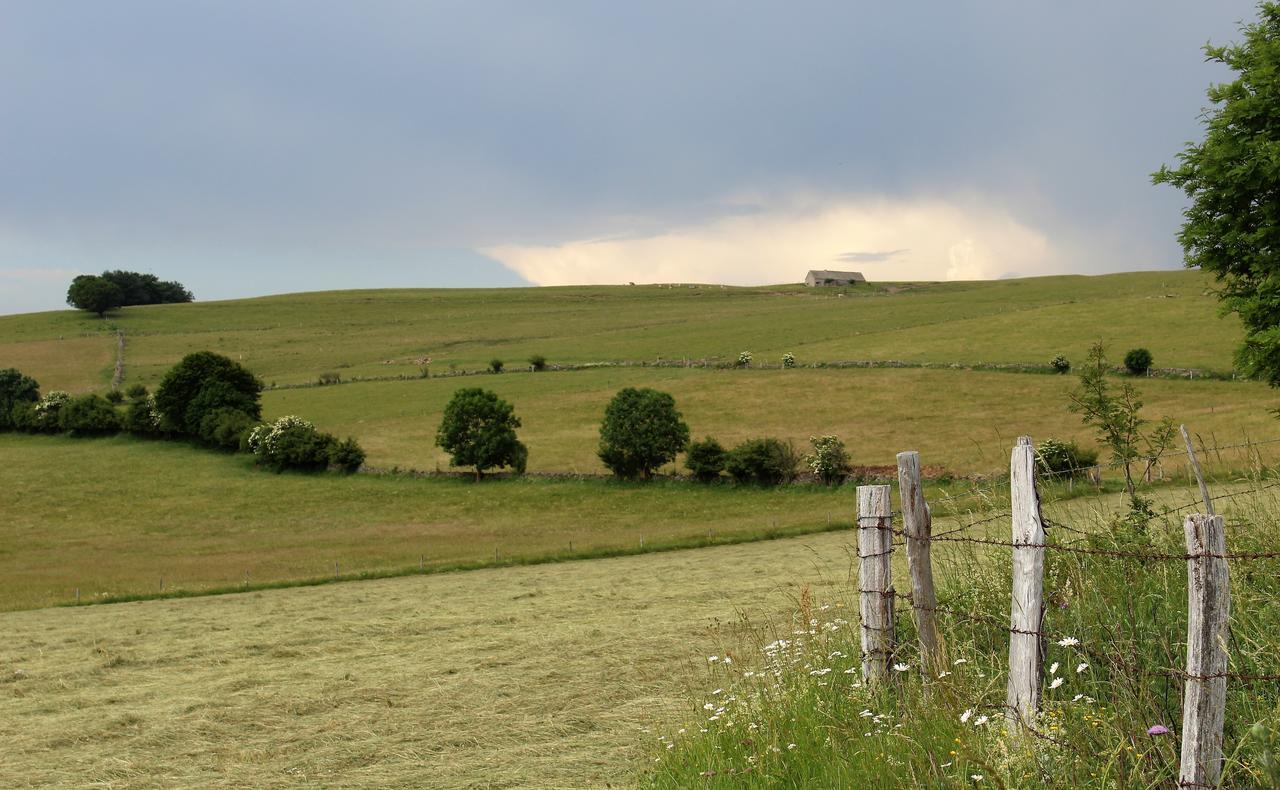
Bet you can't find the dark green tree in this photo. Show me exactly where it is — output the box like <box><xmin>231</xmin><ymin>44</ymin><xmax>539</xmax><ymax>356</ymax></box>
<box><xmin>685</xmin><ymin>437</ymin><xmax>727</xmax><ymax>482</ymax></box>
<box><xmin>1154</xmin><ymin>4</ymin><xmax>1280</xmax><ymax>385</ymax></box>
<box><xmin>597</xmin><ymin>387</ymin><xmax>689</xmax><ymax>479</ymax></box>
<box><xmin>154</xmin><ymin>351</ymin><xmax>263</xmax><ymax>435</ymax></box>
<box><xmin>100</xmin><ymin>270</ymin><xmax>194</xmax><ymax>305</ymax></box>
<box><xmin>0</xmin><ymin>368</ymin><xmax>40</xmax><ymax>430</ymax></box>
<box><xmin>66</xmin><ymin>275</ymin><xmax>124</xmax><ymax>317</ymax></box>
<box><xmin>435</xmin><ymin>388</ymin><xmax>527</xmax><ymax>480</ymax></box>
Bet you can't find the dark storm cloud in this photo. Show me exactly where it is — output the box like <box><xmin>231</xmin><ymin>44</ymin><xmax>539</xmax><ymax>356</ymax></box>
<box><xmin>0</xmin><ymin>1</ymin><xmax>1261</xmax><ymax>312</ymax></box>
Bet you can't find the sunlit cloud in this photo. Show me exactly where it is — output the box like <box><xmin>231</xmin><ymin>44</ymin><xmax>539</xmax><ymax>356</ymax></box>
<box><xmin>484</xmin><ymin>197</ymin><xmax>1053</xmax><ymax>286</ymax></box>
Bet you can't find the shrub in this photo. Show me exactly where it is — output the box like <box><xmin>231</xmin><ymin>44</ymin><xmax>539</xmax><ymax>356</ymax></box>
<box><xmin>685</xmin><ymin>437</ymin><xmax>727</xmax><ymax>482</ymax></box>
<box><xmin>1035</xmin><ymin>438</ymin><xmax>1099</xmax><ymax>479</ymax></box>
<box><xmin>1051</xmin><ymin>354</ymin><xmax>1070</xmax><ymax>374</ymax></box>
<box><xmin>598</xmin><ymin>388</ymin><xmax>690</xmax><ymax>479</ymax></box>
<box><xmin>248</xmin><ymin>416</ymin><xmax>337</xmax><ymax>472</ymax></box>
<box><xmin>26</xmin><ymin>391</ymin><xmax>71</xmax><ymax>432</ymax></box>
<box><xmin>435</xmin><ymin>388</ymin><xmax>527</xmax><ymax>480</ymax></box>
<box><xmin>782</xmin><ymin>352</ymin><xmax>796</xmax><ymax>368</ymax></box>
<box><xmin>725</xmin><ymin>438</ymin><xmax>800</xmax><ymax>486</ymax></box>
<box><xmin>123</xmin><ymin>394</ymin><xmax>166</xmax><ymax>436</ymax></box>
<box><xmin>317</xmin><ymin>371</ymin><xmax>341</xmax><ymax>385</ymax></box>
<box><xmin>155</xmin><ymin>351</ymin><xmax>262</xmax><ymax>436</ymax></box>
<box><xmin>1124</xmin><ymin>347</ymin><xmax>1153</xmax><ymax>375</ymax></box>
<box><xmin>529</xmin><ymin>354</ymin><xmax>548</xmax><ymax>371</ymax></box>
<box><xmin>489</xmin><ymin>359</ymin><xmax>504</xmax><ymax>374</ymax></box>
<box><xmin>104</xmin><ymin>389</ymin><xmax>125</xmax><ymax>404</ymax></box>
<box><xmin>0</xmin><ymin>368</ymin><xmax>40</xmax><ymax>430</ymax></box>
<box><xmin>198</xmin><ymin>407</ymin><xmax>256</xmax><ymax>450</ymax></box>
<box><xmin>58</xmin><ymin>394</ymin><xmax>121</xmax><ymax>436</ymax></box>
<box><xmin>9</xmin><ymin>401</ymin><xmax>38</xmax><ymax>432</ymax></box>
<box><xmin>125</xmin><ymin>384</ymin><xmax>149</xmax><ymax>400</ymax></box>
<box><xmin>737</xmin><ymin>351</ymin><xmax>752</xmax><ymax>367</ymax></box>
<box><xmin>329</xmin><ymin>437</ymin><xmax>366</xmax><ymax>473</ymax></box>
<box><xmin>806</xmin><ymin>435</ymin><xmax>850</xmax><ymax>485</ymax></box>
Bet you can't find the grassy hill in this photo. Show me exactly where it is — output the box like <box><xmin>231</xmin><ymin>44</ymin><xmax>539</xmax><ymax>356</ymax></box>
<box><xmin>0</xmin><ymin>270</ymin><xmax>1243</xmax><ymax>392</ymax></box>
<box><xmin>3</xmin><ymin>269</ymin><xmax>1270</xmax><ymax>476</ymax></box>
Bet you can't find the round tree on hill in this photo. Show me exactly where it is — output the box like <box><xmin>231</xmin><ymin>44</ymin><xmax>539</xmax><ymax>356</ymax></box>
<box><xmin>435</xmin><ymin>388</ymin><xmax>527</xmax><ymax>481</ymax></box>
<box><xmin>66</xmin><ymin>275</ymin><xmax>124</xmax><ymax>317</ymax></box>
<box><xmin>1154</xmin><ymin>4</ymin><xmax>1280</xmax><ymax>385</ymax></box>
<box><xmin>154</xmin><ymin>351</ymin><xmax>263</xmax><ymax>436</ymax></box>
<box><xmin>598</xmin><ymin>387</ymin><xmax>689</xmax><ymax>479</ymax></box>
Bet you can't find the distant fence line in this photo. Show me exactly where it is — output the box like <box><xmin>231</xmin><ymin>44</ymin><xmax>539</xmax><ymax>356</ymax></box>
<box><xmin>261</xmin><ymin>358</ymin><xmax>1244</xmax><ymax>392</ymax></box>
<box><xmin>856</xmin><ymin>431</ymin><xmax>1280</xmax><ymax>787</ymax></box>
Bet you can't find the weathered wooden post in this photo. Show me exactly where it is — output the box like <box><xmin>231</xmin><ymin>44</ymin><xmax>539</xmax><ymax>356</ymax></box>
<box><xmin>1006</xmin><ymin>436</ymin><xmax>1045</xmax><ymax>733</ymax></box>
<box><xmin>1179</xmin><ymin>513</ymin><xmax>1230</xmax><ymax>787</ymax></box>
<box><xmin>896</xmin><ymin>451</ymin><xmax>944</xmax><ymax>674</ymax></box>
<box><xmin>857</xmin><ymin>484</ymin><xmax>895</xmax><ymax>684</ymax></box>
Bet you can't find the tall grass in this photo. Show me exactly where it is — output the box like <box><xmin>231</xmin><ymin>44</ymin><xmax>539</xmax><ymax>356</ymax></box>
<box><xmin>646</xmin><ymin>489</ymin><xmax>1280</xmax><ymax>787</ymax></box>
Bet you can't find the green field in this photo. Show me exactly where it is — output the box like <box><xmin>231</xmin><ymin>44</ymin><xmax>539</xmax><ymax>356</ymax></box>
<box><xmin>0</xmin><ymin>270</ymin><xmax>1243</xmax><ymax>394</ymax></box>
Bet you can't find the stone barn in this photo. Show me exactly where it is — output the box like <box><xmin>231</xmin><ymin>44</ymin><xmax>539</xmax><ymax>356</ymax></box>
<box><xmin>804</xmin><ymin>270</ymin><xmax>866</xmax><ymax>287</ymax></box>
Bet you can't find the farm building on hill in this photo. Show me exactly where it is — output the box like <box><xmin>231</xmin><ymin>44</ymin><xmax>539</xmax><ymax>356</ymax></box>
<box><xmin>804</xmin><ymin>270</ymin><xmax>866</xmax><ymax>287</ymax></box>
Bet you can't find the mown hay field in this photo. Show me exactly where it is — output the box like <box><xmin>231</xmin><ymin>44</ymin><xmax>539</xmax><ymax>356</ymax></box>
<box><xmin>0</xmin><ymin>481</ymin><xmax>1256</xmax><ymax>788</ymax></box>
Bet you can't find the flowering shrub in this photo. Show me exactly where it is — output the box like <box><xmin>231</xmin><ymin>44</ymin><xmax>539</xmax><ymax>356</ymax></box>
<box><xmin>249</xmin><ymin>415</ymin><xmax>338</xmax><ymax>472</ymax></box>
<box><xmin>805</xmin><ymin>435</ymin><xmax>850</xmax><ymax>485</ymax></box>
<box><xmin>737</xmin><ymin>351</ymin><xmax>752</xmax><ymax>367</ymax></box>
<box><xmin>24</xmin><ymin>390</ymin><xmax>71</xmax><ymax>432</ymax></box>
<box><xmin>782</xmin><ymin>352</ymin><xmax>796</xmax><ymax>368</ymax></box>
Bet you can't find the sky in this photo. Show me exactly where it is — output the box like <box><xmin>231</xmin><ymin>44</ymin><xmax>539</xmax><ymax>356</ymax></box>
<box><xmin>0</xmin><ymin>1</ymin><xmax>1263</xmax><ymax>315</ymax></box>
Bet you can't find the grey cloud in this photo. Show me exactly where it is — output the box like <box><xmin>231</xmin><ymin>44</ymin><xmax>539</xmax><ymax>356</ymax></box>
<box><xmin>836</xmin><ymin>249</ymin><xmax>910</xmax><ymax>264</ymax></box>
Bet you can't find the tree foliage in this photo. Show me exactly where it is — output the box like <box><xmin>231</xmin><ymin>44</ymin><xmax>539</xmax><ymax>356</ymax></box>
<box><xmin>100</xmin><ymin>270</ymin><xmax>194</xmax><ymax>305</ymax></box>
<box><xmin>66</xmin><ymin>275</ymin><xmax>124</xmax><ymax>317</ymax></box>
<box><xmin>435</xmin><ymin>388</ymin><xmax>527</xmax><ymax>480</ymax></box>
<box><xmin>1069</xmin><ymin>342</ymin><xmax>1176</xmax><ymax>499</ymax></box>
<box><xmin>725</xmin><ymin>437</ymin><xmax>801</xmax><ymax>486</ymax></box>
<box><xmin>0</xmin><ymin>368</ymin><xmax>40</xmax><ymax>430</ymax></box>
<box><xmin>685</xmin><ymin>437</ymin><xmax>727</xmax><ymax>482</ymax></box>
<box><xmin>597</xmin><ymin>387</ymin><xmax>689</xmax><ymax>479</ymax></box>
<box><xmin>154</xmin><ymin>351</ymin><xmax>262</xmax><ymax>436</ymax></box>
<box><xmin>1153</xmin><ymin>4</ymin><xmax>1280</xmax><ymax>385</ymax></box>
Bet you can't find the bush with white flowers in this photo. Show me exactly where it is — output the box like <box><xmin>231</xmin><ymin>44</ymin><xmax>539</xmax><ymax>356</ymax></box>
<box><xmin>737</xmin><ymin>351</ymin><xmax>753</xmax><ymax>367</ymax></box>
<box><xmin>782</xmin><ymin>352</ymin><xmax>796</xmax><ymax>368</ymax></box>
<box><xmin>806</xmin><ymin>434</ymin><xmax>850</xmax><ymax>485</ymax></box>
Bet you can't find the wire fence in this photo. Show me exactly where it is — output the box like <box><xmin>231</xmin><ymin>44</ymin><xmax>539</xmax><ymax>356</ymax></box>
<box><xmin>855</xmin><ymin>433</ymin><xmax>1280</xmax><ymax>786</ymax></box>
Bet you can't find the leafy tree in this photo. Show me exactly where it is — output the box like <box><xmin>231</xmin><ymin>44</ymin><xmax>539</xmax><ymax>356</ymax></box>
<box><xmin>806</xmin><ymin>435</ymin><xmax>851</xmax><ymax>485</ymax></box>
<box><xmin>154</xmin><ymin>351</ymin><xmax>262</xmax><ymax>435</ymax></box>
<box><xmin>1153</xmin><ymin>4</ymin><xmax>1280</xmax><ymax>385</ymax></box>
<box><xmin>99</xmin><ymin>270</ymin><xmax>193</xmax><ymax>305</ymax></box>
<box><xmin>685</xmin><ymin>437</ymin><xmax>727</xmax><ymax>482</ymax></box>
<box><xmin>1123</xmin><ymin>348</ymin><xmax>1153</xmax><ymax>376</ymax></box>
<box><xmin>435</xmin><ymin>388</ymin><xmax>527</xmax><ymax>480</ymax></box>
<box><xmin>598</xmin><ymin>387</ymin><xmax>689</xmax><ymax>479</ymax></box>
<box><xmin>66</xmin><ymin>275</ymin><xmax>124</xmax><ymax>317</ymax></box>
<box><xmin>0</xmin><ymin>368</ymin><xmax>40</xmax><ymax>430</ymax></box>
<box><xmin>1069</xmin><ymin>342</ymin><xmax>1176</xmax><ymax>499</ymax></box>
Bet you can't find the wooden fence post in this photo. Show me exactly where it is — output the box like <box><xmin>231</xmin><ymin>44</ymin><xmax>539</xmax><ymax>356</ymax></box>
<box><xmin>1179</xmin><ymin>514</ymin><xmax>1230</xmax><ymax>787</ymax></box>
<box><xmin>857</xmin><ymin>485</ymin><xmax>895</xmax><ymax>684</ymax></box>
<box><xmin>1006</xmin><ymin>436</ymin><xmax>1045</xmax><ymax>733</ymax></box>
<box><xmin>896</xmin><ymin>451</ymin><xmax>944</xmax><ymax>674</ymax></box>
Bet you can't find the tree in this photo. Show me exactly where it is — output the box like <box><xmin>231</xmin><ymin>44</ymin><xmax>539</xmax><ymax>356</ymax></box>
<box><xmin>154</xmin><ymin>351</ymin><xmax>263</xmax><ymax>435</ymax></box>
<box><xmin>1069</xmin><ymin>342</ymin><xmax>1176</xmax><ymax>499</ymax></box>
<box><xmin>685</xmin><ymin>437</ymin><xmax>727</xmax><ymax>482</ymax></box>
<box><xmin>597</xmin><ymin>387</ymin><xmax>689</xmax><ymax>479</ymax></box>
<box><xmin>435</xmin><ymin>388</ymin><xmax>527</xmax><ymax>480</ymax></box>
<box><xmin>1153</xmin><ymin>4</ymin><xmax>1280</xmax><ymax>385</ymax></box>
<box><xmin>0</xmin><ymin>368</ymin><xmax>40</xmax><ymax>430</ymax></box>
<box><xmin>100</xmin><ymin>270</ymin><xmax>194</xmax><ymax>305</ymax></box>
<box><xmin>1123</xmin><ymin>348</ymin><xmax>1153</xmax><ymax>376</ymax></box>
<box><xmin>66</xmin><ymin>275</ymin><xmax>124</xmax><ymax>317</ymax></box>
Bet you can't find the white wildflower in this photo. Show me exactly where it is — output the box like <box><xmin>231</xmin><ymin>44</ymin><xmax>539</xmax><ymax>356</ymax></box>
<box><xmin>892</xmin><ymin>663</ymin><xmax>910</xmax><ymax>673</ymax></box>
<box><xmin>1049</xmin><ymin>677</ymin><xmax>1064</xmax><ymax>689</ymax></box>
<box><xmin>960</xmin><ymin>709</ymin><xmax>974</xmax><ymax>723</ymax></box>
<box><xmin>1076</xmin><ymin>662</ymin><xmax>1088</xmax><ymax>674</ymax></box>
<box><xmin>1049</xmin><ymin>662</ymin><xmax>1060</xmax><ymax>675</ymax></box>
<box><xmin>1056</xmin><ymin>636</ymin><xmax>1079</xmax><ymax>647</ymax></box>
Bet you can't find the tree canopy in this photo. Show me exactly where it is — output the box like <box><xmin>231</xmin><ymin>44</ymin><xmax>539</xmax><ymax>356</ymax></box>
<box><xmin>154</xmin><ymin>351</ymin><xmax>263</xmax><ymax>435</ymax></box>
<box><xmin>66</xmin><ymin>275</ymin><xmax>124</xmax><ymax>317</ymax></box>
<box><xmin>100</xmin><ymin>270</ymin><xmax>194</xmax><ymax>305</ymax></box>
<box><xmin>1154</xmin><ymin>3</ymin><xmax>1280</xmax><ymax>385</ymax></box>
<box><xmin>435</xmin><ymin>388</ymin><xmax>527</xmax><ymax>480</ymax></box>
<box><xmin>0</xmin><ymin>368</ymin><xmax>40</xmax><ymax>430</ymax></box>
<box><xmin>597</xmin><ymin>387</ymin><xmax>689</xmax><ymax>479</ymax></box>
